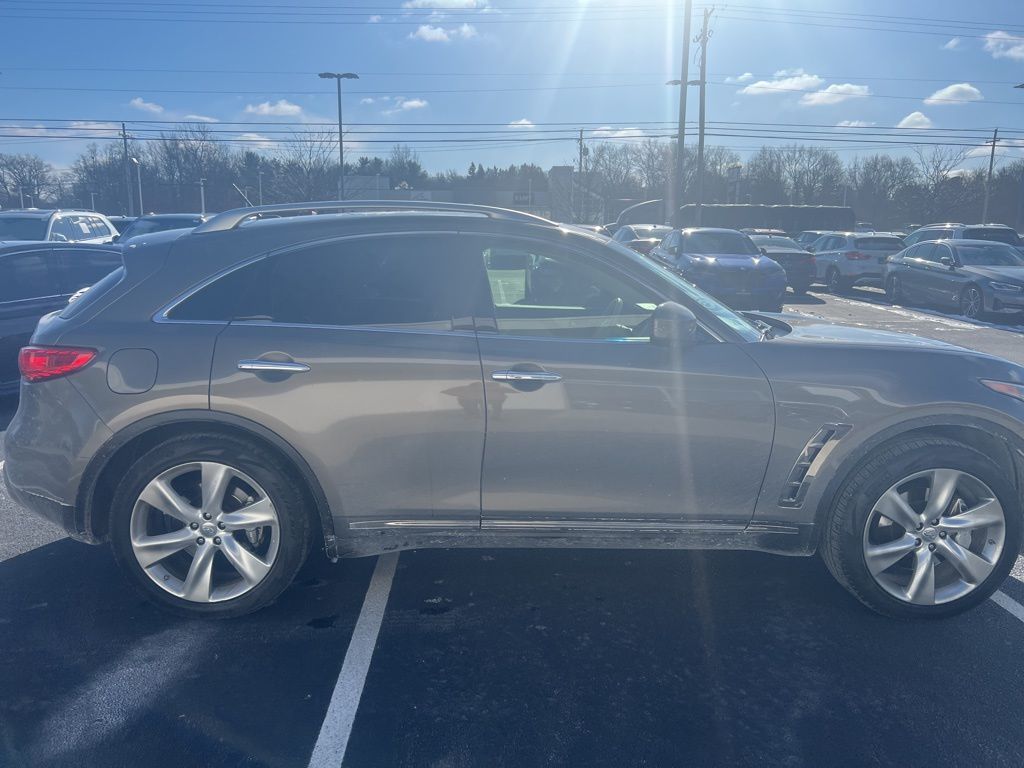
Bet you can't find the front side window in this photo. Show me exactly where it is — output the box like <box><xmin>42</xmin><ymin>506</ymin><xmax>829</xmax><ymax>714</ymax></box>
<box><xmin>170</xmin><ymin>235</ymin><xmax>484</xmax><ymax>329</ymax></box>
<box><xmin>475</xmin><ymin>238</ymin><xmax>659</xmax><ymax>340</ymax></box>
<box><xmin>956</xmin><ymin>243</ymin><xmax>1024</xmax><ymax>267</ymax></box>
<box><xmin>0</xmin><ymin>251</ymin><xmax>57</xmax><ymax>302</ymax></box>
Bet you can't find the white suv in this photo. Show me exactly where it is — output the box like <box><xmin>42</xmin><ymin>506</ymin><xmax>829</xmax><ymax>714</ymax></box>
<box><xmin>903</xmin><ymin>223</ymin><xmax>1020</xmax><ymax>248</ymax></box>
<box><xmin>0</xmin><ymin>209</ymin><xmax>117</xmax><ymax>244</ymax></box>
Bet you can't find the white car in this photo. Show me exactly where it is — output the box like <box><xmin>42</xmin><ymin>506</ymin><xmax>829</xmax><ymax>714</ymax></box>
<box><xmin>810</xmin><ymin>232</ymin><xmax>906</xmax><ymax>293</ymax></box>
<box><xmin>0</xmin><ymin>209</ymin><xmax>117</xmax><ymax>244</ymax></box>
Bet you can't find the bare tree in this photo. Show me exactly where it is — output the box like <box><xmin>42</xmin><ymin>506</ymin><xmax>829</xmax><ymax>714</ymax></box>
<box><xmin>277</xmin><ymin>130</ymin><xmax>337</xmax><ymax>202</ymax></box>
<box><xmin>0</xmin><ymin>153</ymin><xmax>55</xmax><ymax>207</ymax></box>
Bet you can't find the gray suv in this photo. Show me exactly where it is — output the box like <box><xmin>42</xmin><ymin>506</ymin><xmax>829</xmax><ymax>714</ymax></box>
<box><xmin>5</xmin><ymin>202</ymin><xmax>1024</xmax><ymax>619</ymax></box>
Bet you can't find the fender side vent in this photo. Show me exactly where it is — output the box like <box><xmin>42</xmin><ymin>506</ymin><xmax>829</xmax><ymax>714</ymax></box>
<box><xmin>779</xmin><ymin>423</ymin><xmax>851</xmax><ymax>507</ymax></box>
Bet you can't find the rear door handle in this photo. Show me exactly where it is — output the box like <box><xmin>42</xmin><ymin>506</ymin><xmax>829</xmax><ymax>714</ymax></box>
<box><xmin>237</xmin><ymin>360</ymin><xmax>311</xmax><ymax>373</ymax></box>
<box><xmin>491</xmin><ymin>369</ymin><xmax>562</xmax><ymax>383</ymax></box>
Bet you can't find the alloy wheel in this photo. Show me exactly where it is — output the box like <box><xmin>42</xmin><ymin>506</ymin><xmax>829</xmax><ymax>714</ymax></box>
<box><xmin>862</xmin><ymin>468</ymin><xmax>1005</xmax><ymax>606</ymax></box>
<box><xmin>961</xmin><ymin>287</ymin><xmax>983</xmax><ymax>319</ymax></box>
<box><xmin>827</xmin><ymin>268</ymin><xmax>842</xmax><ymax>293</ymax></box>
<box><xmin>888</xmin><ymin>276</ymin><xmax>903</xmax><ymax>303</ymax></box>
<box><xmin>130</xmin><ymin>461</ymin><xmax>280</xmax><ymax>603</ymax></box>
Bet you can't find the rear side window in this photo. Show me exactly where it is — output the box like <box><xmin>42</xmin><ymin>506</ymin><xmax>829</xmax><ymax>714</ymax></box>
<box><xmin>963</xmin><ymin>227</ymin><xmax>1020</xmax><ymax>245</ymax></box>
<box><xmin>0</xmin><ymin>251</ymin><xmax>58</xmax><ymax>302</ymax></box>
<box><xmin>169</xmin><ymin>235</ymin><xmax>485</xmax><ymax>328</ymax></box>
<box><xmin>855</xmin><ymin>237</ymin><xmax>904</xmax><ymax>249</ymax></box>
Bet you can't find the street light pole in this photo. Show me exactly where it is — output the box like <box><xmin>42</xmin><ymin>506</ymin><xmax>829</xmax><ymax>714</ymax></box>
<box><xmin>669</xmin><ymin>0</ymin><xmax>693</xmax><ymax>226</ymax></box>
<box><xmin>199</xmin><ymin>177</ymin><xmax>207</xmax><ymax>216</ymax></box>
<box><xmin>258</xmin><ymin>170</ymin><xmax>264</xmax><ymax>205</ymax></box>
<box><xmin>319</xmin><ymin>71</ymin><xmax>359</xmax><ymax>200</ymax></box>
<box><xmin>89</xmin><ymin>191</ymin><xmax>96</xmax><ymax>211</ymax></box>
<box><xmin>693</xmin><ymin>7</ymin><xmax>713</xmax><ymax>227</ymax></box>
<box><xmin>131</xmin><ymin>157</ymin><xmax>143</xmax><ymax>214</ymax></box>
<box><xmin>982</xmin><ymin>127</ymin><xmax>999</xmax><ymax>223</ymax></box>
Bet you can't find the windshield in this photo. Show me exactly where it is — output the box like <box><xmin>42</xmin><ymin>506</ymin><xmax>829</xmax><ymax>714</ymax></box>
<box><xmin>855</xmin><ymin>237</ymin><xmax>904</xmax><ymax>249</ymax></box>
<box><xmin>602</xmin><ymin>239</ymin><xmax>761</xmax><ymax>341</ymax></box>
<box><xmin>963</xmin><ymin>228</ymin><xmax>1020</xmax><ymax>245</ymax></box>
<box><xmin>751</xmin><ymin>235</ymin><xmax>802</xmax><ymax>249</ymax></box>
<box><xmin>956</xmin><ymin>243</ymin><xmax>1024</xmax><ymax>267</ymax></box>
<box><xmin>0</xmin><ymin>217</ymin><xmax>47</xmax><ymax>241</ymax></box>
<box><xmin>683</xmin><ymin>231</ymin><xmax>760</xmax><ymax>255</ymax></box>
<box><xmin>633</xmin><ymin>225</ymin><xmax>671</xmax><ymax>238</ymax></box>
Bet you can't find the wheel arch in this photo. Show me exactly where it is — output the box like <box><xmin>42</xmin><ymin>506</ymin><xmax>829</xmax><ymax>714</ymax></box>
<box><xmin>77</xmin><ymin>410</ymin><xmax>339</xmax><ymax>559</ymax></box>
<box><xmin>812</xmin><ymin>414</ymin><xmax>1024</xmax><ymax>545</ymax></box>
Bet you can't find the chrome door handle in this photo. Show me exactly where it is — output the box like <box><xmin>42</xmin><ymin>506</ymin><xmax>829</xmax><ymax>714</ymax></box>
<box><xmin>237</xmin><ymin>360</ymin><xmax>311</xmax><ymax>373</ymax></box>
<box><xmin>491</xmin><ymin>370</ymin><xmax>562</xmax><ymax>383</ymax></box>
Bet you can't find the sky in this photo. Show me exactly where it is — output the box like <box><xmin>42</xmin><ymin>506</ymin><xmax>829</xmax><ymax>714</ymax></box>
<box><xmin>0</xmin><ymin>0</ymin><xmax>1023</xmax><ymax>175</ymax></box>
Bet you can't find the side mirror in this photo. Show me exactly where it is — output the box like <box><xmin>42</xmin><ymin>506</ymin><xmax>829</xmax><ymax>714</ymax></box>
<box><xmin>111</xmin><ymin>234</ymin><xmax>120</xmax><ymax>242</ymax></box>
<box><xmin>940</xmin><ymin>255</ymin><xmax>955</xmax><ymax>269</ymax></box>
<box><xmin>759</xmin><ymin>247</ymin><xmax>768</xmax><ymax>255</ymax></box>
<box><xmin>651</xmin><ymin>301</ymin><xmax>698</xmax><ymax>346</ymax></box>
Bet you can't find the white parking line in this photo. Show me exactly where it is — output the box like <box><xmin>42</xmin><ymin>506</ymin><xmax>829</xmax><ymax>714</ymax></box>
<box><xmin>991</xmin><ymin>590</ymin><xmax>1024</xmax><ymax>624</ymax></box>
<box><xmin>308</xmin><ymin>551</ymin><xmax>399</xmax><ymax>768</ymax></box>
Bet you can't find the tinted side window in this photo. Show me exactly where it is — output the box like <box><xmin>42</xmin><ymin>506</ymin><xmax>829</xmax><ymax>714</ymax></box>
<box><xmin>171</xmin><ymin>235</ymin><xmax>484</xmax><ymax>328</ymax></box>
<box><xmin>916</xmin><ymin>243</ymin><xmax>939</xmax><ymax>262</ymax></box>
<box><xmin>57</xmin><ymin>248</ymin><xmax>123</xmax><ymax>293</ymax></box>
<box><xmin>474</xmin><ymin>237</ymin><xmax>660</xmax><ymax>340</ymax></box>
<box><xmin>0</xmin><ymin>251</ymin><xmax>58</xmax><ymax>302</ymax></box>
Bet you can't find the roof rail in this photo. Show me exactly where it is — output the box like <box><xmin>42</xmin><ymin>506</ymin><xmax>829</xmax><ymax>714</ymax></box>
<box><xmin>193</xmin><ymin>200</ymin><xmax>552</xmax><ymax>234</ymax></box>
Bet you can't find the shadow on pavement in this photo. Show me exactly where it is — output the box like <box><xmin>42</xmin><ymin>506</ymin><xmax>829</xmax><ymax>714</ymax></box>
<box><xmin>0</xmin><ymin>539</ymin><xmax>375</xmax><ymax>768</ymax></box>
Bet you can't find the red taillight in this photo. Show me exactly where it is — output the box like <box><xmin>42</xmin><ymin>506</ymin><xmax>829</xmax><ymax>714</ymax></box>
<box><xmin>18</xmin><ymin>346</ymin><xmax>96</xmax><ymax>382</ymax></box>
<box><xmin>844</xmin><ymin>251</ymin><xmax>870</xmax><ymax>260</ymax></box>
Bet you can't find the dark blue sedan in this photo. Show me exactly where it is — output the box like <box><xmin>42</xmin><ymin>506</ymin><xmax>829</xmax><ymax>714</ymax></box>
<box><xmin>648</xmin><ymin>228</ymin><xmax>788</xmax><ymax>311</ymax></box>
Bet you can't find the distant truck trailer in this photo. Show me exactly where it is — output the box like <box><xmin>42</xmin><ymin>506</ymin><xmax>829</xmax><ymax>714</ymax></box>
<box><xmin>615</xmin><ymin>200</ymin><xmax>856</xmax><ymax>235</ymax></box>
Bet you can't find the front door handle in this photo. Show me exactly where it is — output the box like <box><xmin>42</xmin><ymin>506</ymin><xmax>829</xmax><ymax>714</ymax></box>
<box><xmin>491</xmin><ymin>369</ymin><xmax>562</xmax><ymax>384</ymax></box>
<box><xmin>238</xmin><ymin>359</ymin><xmax>311</xmax><ymax>373</ymax></box>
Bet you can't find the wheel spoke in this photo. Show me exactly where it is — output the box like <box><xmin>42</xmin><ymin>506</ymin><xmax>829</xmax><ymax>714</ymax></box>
<box><xmin>132</xmin><ymin>528</ymin><xmax>195</xmax><ymax>568</ymax></box>
<box><xmin>924</xmin><ymin>469</ymin><xmax>961</xmax><ymax>521</ymax></box>
<box><xmin>937</xmin><ymin>538</ymin><xmax>994</xmax><ymax>585</ymax></box>
<box><xmin>939</xmin><ymin>498</ymin><xmax>1003</xmax><ymax>532</ymax></box>
<box><xmin>182</xmin><ymin>544</ymin><xmax>217</xmax><ymax>602</ymax></box>
<box><xmin>905</xmin><ymin>548</ymin><xmax>936</xmax><ymax>604</ymax></box>
<box><xmin>220</xmin><ymin>537</ymin><xmax>271</xmax><ymax>586</ymax></box>
<box><xmin>201</xmin><ymin>462</ymin><xmax>234</xmax><ymax>517</ymax></box>
<box><xmin>865</xmin><ymin>534</ymin><xmax>918</xmax><ymax>576</ymax></box>
<box><xmin>875</xmin><ymin>489</ymin><xmax>921</xmax><ymax>532</ymax></box>
<box><xmin>139</xmin><ymin>478</ymin><xmax>198</xmax><ymax>525</ymax></box>
<box><xmin>219</xmin><ymin>498</ymin><xmax>277</xmax><ymax>531</ymax></box>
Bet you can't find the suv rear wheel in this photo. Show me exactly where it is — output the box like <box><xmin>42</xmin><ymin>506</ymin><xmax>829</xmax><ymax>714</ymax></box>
<box><xmin>821</xmin><ymin>436</ymin><xmax>1019</xmax><ymax>618</ymax></box>
<box><xmin>826</xmin><ymin>266</ymin><xmax>850</xmax><ymax>294</ymax></box>
<box><xmin>109</xmin><ymin>432</ymin><xmax>311</xmax><ymax>618</ymax></box>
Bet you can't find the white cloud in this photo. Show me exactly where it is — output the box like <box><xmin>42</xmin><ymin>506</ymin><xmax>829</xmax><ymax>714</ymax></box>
<box><xmin>236</xmin><ymin>133</ymin><xmax>274</xmax><ymax>150</ymax></box>
<box><xmin>368</xmin><ymin>14</ymin><xmax>381</xmax><ymax>22</ymax></box>
<box><xmin>967</xmin><ymin>137</ymin><xmax>1024</xmax><ymax>159</ymax></box>
<box><xmin>384</xmin><ymin>97</ymin><xmax>429</xmax><ymax>114</ymax></box>
<box><xmin>403</xmin><ymin>0</ymin><xmax>487</xmax><ymax>7</ymax></box>
<box><xmin>738</xmin><ymin>69</ymin><xmax>825</xmax><ymax>96</ymax></box>
<box><xmin>984</xmin><ymin>31</ymin><xmax>1024</xmax><ymax>61</ymax></box>
<box><xmin>924</xmin><ymin>82</ymin><xmax>983</xmax><ymax>105</ymax></box>
<box><xmin>244</xmin><ymin>99</ymin><xmax>303</xmax><ymax>117</ymax></box>
<box><xmin>508</xmin><ymin>118</ymin><xmax>534</xmax><ymax>128</ymax></box>
<box><xmin>183</xmin><ymin>114</ymin><xmax>218</xmax><ymax>123</ymax></box>
<box><xmin>799</xmin><ymin>83</ymin><xmax>871</xmax><ymax>106</ymax></box>
<box><xmin>408</xmin><ymin>22</ymin><xmax>477</xmax><ymax>42</ymax></box>
<box><xmin>943</xmin><ymin>37</ymin><xmax>961</xmax><ymax>50</ymax></box>
<box><xmin>836</xmin><ymin>120</ymin><xmax>875</xmax><ymax>127</ymax></box>
<box><xmin>360</xmin><ymin>97</ymin><xmax>378</xmax><ymax>105</ymax></box>
<box><xmin>592</xmin><ymin>126</ymin><xmax>644</xmax><ymax>139</ymax></box>
<box><xmin>897</xmin><ymin>111</ymin><xmax>933</xmax><ymax>129</ymax></box>
<box><xmin>129</xmin><ymin>97</ymin><xmax>164</xmax><ymax>114</ymax></box>
<box><xmin>724</xmin><ymin>72</ymin><xmax>753</xmax><ymax>84</ymax></box>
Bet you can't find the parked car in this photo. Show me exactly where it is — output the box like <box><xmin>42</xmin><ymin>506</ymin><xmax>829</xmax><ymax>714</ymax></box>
<box><xmin>6</xmin><ymin>201</ymin><xmax>1024</xmax><ymax>620</ymax></box>
<box><xmin>0</xmin><ymin>241</ymin><xmax>122</xmax><ymax>394</ymax></box>
<box><xmin>811</xmin><ymin>232</ymin><xmax>906</xmax><ymax>292</ymax></box>
<box><xmin>885</xmin><ymin>239</ymin><xmax>1024</xmax><ymax>319</ymax></box>
<box><xmin>903</xmin><ymin>223</ymin><xmax>1021</xmax><ymax>247</ymax></box>
<box><xmin>613</xmin><ymin>224</ymin><xmax>673</xmax><ymax>255</ymax></box>
<box><xmin>115</xmin><ymin>213</ymin><xmax>209</xmax><ymax>243</ymax></box>
<box><xmin>649</xmin><ymin>228</ymin><xmax>787</xmax><ymax>311</ymax></box>
<box><xmin>748</xmin><ymin>234</ymin><xmax>816</xmax><ymax>294</ymax></box>
<box><xmin>795</xmin><ymin>230</ymin><xmax>830</xmax><ymax>249</ymax></box>
<box><xmin>0</xmin><ymin>209</ymin><xmax>117</xmax><ymax>244</ymax></box>
<box><xmin>107</xmin><ymin>216</ymin><xmax>137</xmax><ymax>234</ymax></box>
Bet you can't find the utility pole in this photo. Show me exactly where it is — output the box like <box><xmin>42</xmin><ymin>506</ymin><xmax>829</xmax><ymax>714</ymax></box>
<box><xmin>318</xmin><ymin>72</ymin><xmax>359</xmax><ymax>200</ymax></box>
<box><xmin>693</xmin><ymin>6</ymin><xmax>713</xmax><ymax>226</ymax></box>
<box><xmin>258</xmin><ymin>170</ymin><xmax>264</xmax><ymax>205</ymax></box>
<box><xmin>89</xmin><ymin>191</ymin><xmax>96</xmax><ymax>211</ymax></box>
<box><xmin>670</xmin><ymin>0</ymin><xmax>693</xmax><ymax>225</ymax></box>
<box><xmin>131</xmin><ymin>157</ymin><xmax>143</xmax><ymax>214</ymax></box>
<box><xmin>199</xmin><ymin>178</ymin><xmax>207</xmax><ymax>215</ymax></box>
<box><xmin>577</xmin><ymin>127</ymin><xmax>585</xmax><ymax>223</ymax></box>
<box><xmin>18</xmin><ymin>185</ymin><xmax>24</xmax><ymax>208</ymax></box>
<box><xmin>121</xmin><ymin>123</ymin><xmax>133</xmax><ymax>217</ymax></box>
<box><xmin>982</xmin><ymin>127</ymin><xmax>999</xmax><ymax>223</ymax></box>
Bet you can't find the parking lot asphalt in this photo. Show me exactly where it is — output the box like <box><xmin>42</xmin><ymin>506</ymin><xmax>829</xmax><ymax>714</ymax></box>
<box><xmin>3</xmin><ymin>288</ymin><xmax>1024</xmax><ymax>767</ymax></box>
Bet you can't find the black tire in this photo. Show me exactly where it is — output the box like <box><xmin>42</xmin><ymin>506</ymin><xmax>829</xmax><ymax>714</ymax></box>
<box><xmin>109</xmin><ymin>432</ymin><xmax>312</xmax><ymax>618</ymax></box>
<box><xmin>826</xmin><ymin>267</ymin><xmax>850</xmax><ymax>294</ymax></box>
<box><xmin>820</xmin><ymin>436</ymin><xmax>1021</xmax><ymax>619</ymax></box>
<box><xmin>959</xmin><ymin>284</ymin><xmax>985</xmax><ymax>321</ymax></box>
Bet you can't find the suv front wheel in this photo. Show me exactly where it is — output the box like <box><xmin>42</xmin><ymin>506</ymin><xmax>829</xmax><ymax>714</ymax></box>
<box><xmin>821</xmin><ymin>436</ymin><xmax>1019</xmax><ymax>618</ymax></box>
<box><xmin>109</xmin><ymin>432</ymin><xmax>311</xmax><ymax>618</ymax></box>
